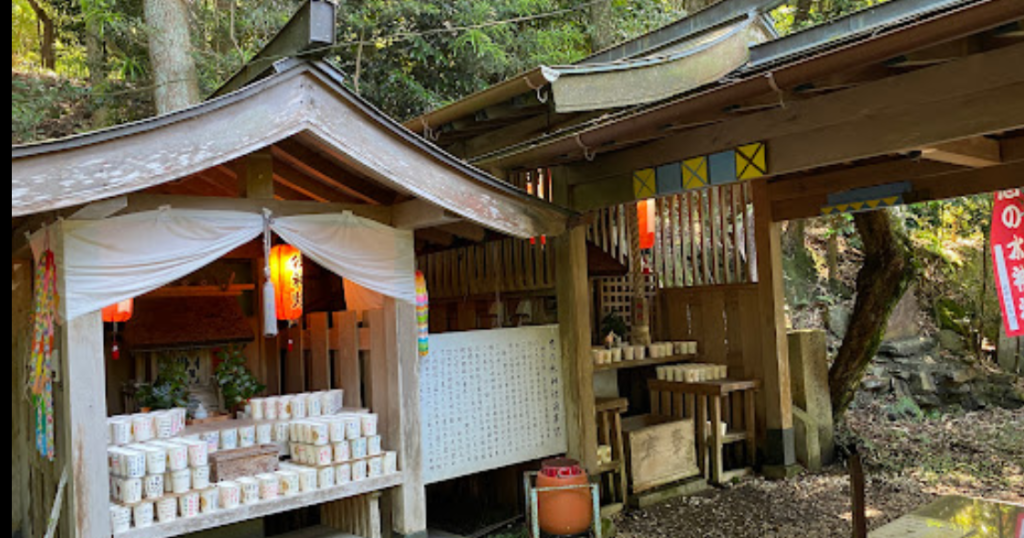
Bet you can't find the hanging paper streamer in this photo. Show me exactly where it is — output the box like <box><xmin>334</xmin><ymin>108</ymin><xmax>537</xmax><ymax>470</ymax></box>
<box><xmin>30</xmin><ymin>246</ymin><xmax>60</xmax><ymax>462</ymax></box>
<box><xmin>416</xmin><ymin>271</ymin><xmax>429</xmax><ymax>357</ymax></box>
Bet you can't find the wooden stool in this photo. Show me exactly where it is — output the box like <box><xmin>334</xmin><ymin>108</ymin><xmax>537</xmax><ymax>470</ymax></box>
<box><xmin>594</xmin><ymin>397</ymin><xmax>629</xmax><ymax>512</ymax></box>
<box><xmin>649</xmin><ymin>379</ymin><xmax>759</xmax><ymax>485</ymax></box>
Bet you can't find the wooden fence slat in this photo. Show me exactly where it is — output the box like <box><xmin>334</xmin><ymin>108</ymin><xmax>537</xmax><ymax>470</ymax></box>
<box><xmin>308</xmin><ymin>313</ymin><xmax>331</xmax><ymax>391</ymax></box>
<box><xmin>332</xmin><ymin>311</ymin><xmax>362</xmax><ymax>407</ymax></box>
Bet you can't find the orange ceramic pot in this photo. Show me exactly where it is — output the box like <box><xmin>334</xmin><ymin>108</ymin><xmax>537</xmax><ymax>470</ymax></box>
<box><xmin>537</xmin><ymin>459</ymin><xmax>592</xmax><ymax>536</ymax></box>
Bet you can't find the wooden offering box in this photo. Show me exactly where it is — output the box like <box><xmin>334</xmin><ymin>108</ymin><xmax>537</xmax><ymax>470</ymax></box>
<box><xmin>210</xmin><ymin>445</ymin><xmax>281</xmax><ymax>483</ymax></box>
<box><xmin>623</xmin><ymin>415</ymin><xmax>699</xmax><ymax>494</ymax></box>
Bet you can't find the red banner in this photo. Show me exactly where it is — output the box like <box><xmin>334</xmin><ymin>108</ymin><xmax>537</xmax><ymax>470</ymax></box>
<box><xmin>992</xmin><ymin>188</ymin><xmax>1024</xmax><ymax>338</ymax></box>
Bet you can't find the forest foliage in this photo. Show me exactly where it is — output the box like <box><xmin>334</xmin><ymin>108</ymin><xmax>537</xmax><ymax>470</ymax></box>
<box><xmin>12</xmin><ymin>0</ymin><xmax>892</xmax><ymax>143</ymax></box>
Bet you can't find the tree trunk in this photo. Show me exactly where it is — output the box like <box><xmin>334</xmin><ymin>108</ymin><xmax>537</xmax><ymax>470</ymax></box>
<box><xmin>145</xmin><ymin>0</ymin><xmax>201</xmax><ymax>115</ymax></box>
<box><xmin>589</xmin><ymin>1</ymin><xmax>616</xmax><ymax>53</ymax></box>
<box><xmin>25</xmin><ymin>0</ymin><xmax>56</xmax><ymax>70</ymax></box>
<box><xmin>84</xmin><ymin>8</ymin><xmax>110</xmax><ymax>128</ymax></box>
<box><xmin>828</xmin><ymin>210</ymin><xmax>916</xmax><ymax>419</ymax></box>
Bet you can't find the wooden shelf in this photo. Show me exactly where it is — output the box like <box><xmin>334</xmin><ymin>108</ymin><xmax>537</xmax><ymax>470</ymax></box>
<box><xmin>116</xmin><ymin>473</ymin><xmax>403</xmax><ymax>538</ymax></box>
<box><xmin>594</xmin><ymin>353</ymin><xmax>698</xmax><ymax>372</ymax></box>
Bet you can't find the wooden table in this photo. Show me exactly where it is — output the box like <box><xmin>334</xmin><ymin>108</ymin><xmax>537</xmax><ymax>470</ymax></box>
<box><xmin>647</xmin><ymin>379</ymin><xmax>759</xmax><ymax>485</ymax></box>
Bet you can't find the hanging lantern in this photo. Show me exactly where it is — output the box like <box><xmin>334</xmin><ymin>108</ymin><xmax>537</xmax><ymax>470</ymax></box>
<box><xmin>270</xmin><ymin>244</ymin><xmax>304</xmax><ymax>322</ymax></box>
<box><xmin>637</xmin><ymin>200</ymin><xmax>656</xmax><ymax>250</ymax></box>
<box><xmin>102</xmin><ymin>299</ymin><xmax>134</xmax><ymax>361</ymax></box>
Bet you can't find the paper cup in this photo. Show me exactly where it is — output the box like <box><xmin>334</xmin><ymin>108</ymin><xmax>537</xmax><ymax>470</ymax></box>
<box><xmin>250</xmin><ymin>398</ymin><xmax>265</xmax><ymax>421</ymax></box>
<box><xmin>309</xmin><ymin>421</ymin><xmax>330</xmax><ymax>446</ymax></box>
<box><xmin>220</xmin><ymin>428</ymin><xmax>238</xmax><ymax>450</ymax></box>
<box><xmin>623</xmin><ymin>346</ymin><xmax>636</xmax><ymax>361</ymax></box>
<box><xmin>277</xmin><ymin>397</ymin><xmax>292</xmax><ymax>421</ymax></box>
<box><xmin>192</xmin><ymin>466</ymin><xmax>211</xmax><ymax>490</ymax></box>
<box><xmin>308</xmin><ymin>395</ymin><xmax>323</xmax><ymax>417</ymax></box>
<box><xmin>273</xmin><ymin>422</ymin><xmax>290</xmax><ymax>443</ymax></box>
<box><xmin>264</xmin><ymin>397</ymin><xmax>279</xmax><ymax>420</ymax></box>
<box><xmin>133</xmin><ymin>501</ymin><xmax>154</xmax><ymax>529</ymax></box>
<box><xmin>336</xmin><ymin>463</ymin><xmax>352</xmax><ymax>485</ymax></box>
<box><xmin>179</xmin><ymin>492</ymin><xmax>200</xmax><ymax>518</ymax></box>
<box><xmin>276</xmin><ymin>471</ymin><xmax>299</xmax><ymax>497</ymax></box>
<box><xmin>350</xmin><ymin>438</ymin><xmax>368</xmax><ymax>460</ymax></box>
<box><xmin>361</xmin><ymin>414</ymin><xmax>379</xmax><ymax>437</ymax></box>
<box><xmin>367</xmin><ymin>436</ymin><xmax>382</xmax><ymax>457</ymax></box>
<box><xmin>257</xmin><ymin>474</ymin><xmax>280</xmax><ymax>501</ymax></box>
<box><xmin>116</xmin><ymin>478</ymin><xmax>143</xmax><ymax>504</ymax></box>
<box><xmin>110</xmin><ymin>419</ymin><xmax>132</xmax><ymax>446</ymax></box>
<box><xmin>317</xmin><ymin>466</ymin><xmax>336</xmax><ymax>489</ymax></box>
<box><xmin>238</xmin><ymin>478</ymin><xmax>260</xmax><ymax>505</ymax></box>
<box><xmin>218</xmin><ymin>481</ymin><xmax>241</xmax><ymax>509</ymax></box>
<box><xmin>144</xmin><ymin>474</ymin><xmax>164</xmax><ymax>500</ymax></box>
<box><xmin>368</xmin><ymin>456</ymin><xmax>384</xmax><ymax>478</ymax></box>
<box><xmin>327</xmin><ymin>418</ymin><xmax>345</xmax><ymax>443</ymax></box>
<box><xmin>200</xmin><ymin>431</ymin><xmax>220</xmax><ymax>455</ymax></box>
<box><xmin>199</xmin><ymin>488</ymin><xmax>219</xmax><ymax>514</ymax></box>
<box><xmin>182</xmin><ymin>439</ymin><xmax>209</xmax><ymax>468</ymax></box>
<box><xmin>315</xmin><ymin>445</ymin><xmax>334</xmax><ymax>467</ymax></box>
<box><xmin>110</xmin><ymin>505</ymin><xmax>132</xmax><ymax>534</ymax></box>
<box><xmin>292</xmin><ymin>395</ymin><xmax>307</xmax><ymax>419</ymax></box>
<box><xmin>297</xmin><ymin>467</ymin><xmax>317</xmax><ymax>492</ymax></box>
<box><xmin>170</xmin><ymin>469</ymin><xmax>191</xmax><ymax>495</ymax></box>
<box><xmin>384</xmin><ymin>452</ymin><xmax>398</xmax><ymax>475</ymax></box>
<box><xmin>257</xmin><ymin>423</ymin><xmax>273</xmax><ymax>445</ymax></box>
<box><xmin>342</xmin><ymin>417</ymin><xmax>361</xmax><ymax>441</ymax></box>
<box><xmin>238</xmin><ymin>426</ymin><xmax>256</xmax><ymax>448</ymax></box>
<box><xmin>334</xmin><ymin>442</ymin><xmax>351</xmax><ymax>463</ymax></box>
<box><xmin>351</xmin><ymin>459</ymin><xmax>368</xmax><ymax>482</ymax></box>
<box><xmin>156</xmin><ymin>497</ymin><xmax>178</xmax><ymax>524</ymax></box>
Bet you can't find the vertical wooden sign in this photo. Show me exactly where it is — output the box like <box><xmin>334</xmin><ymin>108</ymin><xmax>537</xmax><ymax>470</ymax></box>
<box><xmin>992</xmin><ymin>189</ymin><xmax>1024</xmax><ymax>337</ymax></box>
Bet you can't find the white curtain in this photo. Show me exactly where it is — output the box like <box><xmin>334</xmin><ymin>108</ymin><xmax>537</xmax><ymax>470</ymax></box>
<box><xmin>34</xmin><ymin>208</ymin><xmax>417</xmax><ymax>321</ymax></box>
<box><xmin>273</xmin><ymin>213</ymin><xmax>416</xmax><ymax>304</ymax></box>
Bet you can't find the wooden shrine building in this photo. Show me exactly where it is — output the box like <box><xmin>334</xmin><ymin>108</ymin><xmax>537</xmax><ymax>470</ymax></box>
<box><xmin>405</xmin><ymin>0</ymin><xmax>1024</xmax><ymax>484</ymax></box>
<box><xmin>10</xmin><ymin>0</ymin><xmax>1024</xmax><ymax>537</ymax></box>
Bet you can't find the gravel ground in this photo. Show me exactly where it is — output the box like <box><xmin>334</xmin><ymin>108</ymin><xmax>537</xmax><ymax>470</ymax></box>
<box><xmin>613</xmin><ymin>403</ymin><xmax>1024</xmax><ymax>538</ymax></box>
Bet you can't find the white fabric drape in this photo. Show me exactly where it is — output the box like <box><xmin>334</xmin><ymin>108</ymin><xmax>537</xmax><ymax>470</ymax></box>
<box><xmin>57</xmin><ymin>209</ymin><xmax>265</xmax><ymax>321</ymax></box>
<box><xmin>273</xmin><ymin>213</ymin><xmax>417</xmax><ymax>305</ymax></box>
<box><xmin>35</xmin><ymin>208</ymin><xmax>417</xmax><ymax>321</ymax></box>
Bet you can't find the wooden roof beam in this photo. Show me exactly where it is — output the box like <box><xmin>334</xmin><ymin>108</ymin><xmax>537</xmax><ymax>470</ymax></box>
<box><xmin>273</xmin><ymin>158</ymin><xmax>359</xmax><ymax>203</ymax></box>
<box><xmin>393</xmin><ymin>200</ymin><xmax>462</xmax><ymax>230</ymax></box>
<box><xmin>272</xmin><ymin>140</ymin><xmax>396</xmax><ymax>205</ymax></box>
<box><xmin>436</xmin><ymin>222</ymin><xmax>487</xmax><ymax>242</ymax></box>
<box><xmin>920</xmin><ymin>136</ymin><xmax>1002</xmax><ymax>168</ymax></box>
<box><xmin>415</xmin><ymin>228</ymin><xmax>455</xmax><ymax>248</ymax></box>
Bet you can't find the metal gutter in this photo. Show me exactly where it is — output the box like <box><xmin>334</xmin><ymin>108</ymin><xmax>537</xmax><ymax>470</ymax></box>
<box><xmin>748</xmin><ymin>0</ymin><xmax>977</xmax><ymax>70</ymax></box>
<box><xmin>400</xmin><ymin>67</ymin><xmax>560</xmax><ymax>135</ymax></box>
<box><xmin>548</xmin><ymin>15</ymin><xmax>772</xmax><ymax>113</ymax></box>
<box><xmin>472</xmin><ymin>0</ymin><xmax>1023</xmax><ymax>170</ymax></box>
<box><xmin>581</xmin><ymin>0</ymin><xmax>785</xmax><ymax>64</ymax></box>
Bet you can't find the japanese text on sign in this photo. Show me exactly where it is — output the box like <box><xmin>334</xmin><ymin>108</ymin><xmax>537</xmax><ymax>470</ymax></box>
<box><xmin>992</xmin><ymin>189</ymin><xmax>1024</xmax><ymax>337</ymax></box>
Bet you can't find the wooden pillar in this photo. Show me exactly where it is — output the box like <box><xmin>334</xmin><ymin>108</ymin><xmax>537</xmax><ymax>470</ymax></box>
<box><xmin>383</xmin><ymin>299</ymin><xmax>427</xmax><ymax>538</ymax></box>
<box><xmin>12</xmin><ymin>260</ymin><xmax>32</xmax><ymax>536</ymax></box>
<box><xmin>246</xmin><ymin>149</ymin><xmax>278</xmax><ymax>391</ymax></box>
<box><xmin>55</xmin><ymin>224</ymin><xmax>113</xmax><ymax>538</ymax></box>
<box><xmin>751</xmin><ymin>178</ymin><xmax>798</xmax><ymax>474</ymax></box>
<box><xmin>556</xmin><ymin>173</ymin><xmax>598</xmax><ymax>472</ymax></box>
<box><xmin>244</xmin><ymin>149</ymin><xmax>276</xmax><ymax>200</ymax></box>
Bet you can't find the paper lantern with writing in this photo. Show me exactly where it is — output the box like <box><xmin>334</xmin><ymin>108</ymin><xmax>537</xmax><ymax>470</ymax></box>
<box><xmin>270</xmin><ymin>244</ymin><xmax>304</xmax><ymax>322</ymax></box>
<box><xmin>637</xmin><ymin>200</ymin><xmax>656</xmax><ymax>250</ymax></box>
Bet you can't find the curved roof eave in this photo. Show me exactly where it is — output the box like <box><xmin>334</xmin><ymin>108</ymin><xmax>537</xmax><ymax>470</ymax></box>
<box><xmin>11</xmin><ymin>61</ymin><xmax>575</xmax><ymax>239</ymax></box>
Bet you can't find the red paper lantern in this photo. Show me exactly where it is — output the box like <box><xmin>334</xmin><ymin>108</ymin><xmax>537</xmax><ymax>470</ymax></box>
<box><xmin>270</xmin><ymin>244</ymin><xmax>304</xmax><ymax>322</ymax></box>
<box><xmin>637</xmin><ymin>200</ymin><xmax>656</xmax><ymax>250</ymax></box>
<box><xmin>102</xmin><ymin>299</ymin><xmax>134</xmax><ymax>324</ymax></box>
<box><xmin>102</xmin><ymin>299</ymin><xmax>133</xmax><ymax>360</ymax></box>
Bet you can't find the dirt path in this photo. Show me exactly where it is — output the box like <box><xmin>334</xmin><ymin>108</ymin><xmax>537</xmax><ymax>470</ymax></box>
<box><xmin>614</xmin><ymin>404</ymin><xmax>1023</xmax><ymax>538</ymax></box>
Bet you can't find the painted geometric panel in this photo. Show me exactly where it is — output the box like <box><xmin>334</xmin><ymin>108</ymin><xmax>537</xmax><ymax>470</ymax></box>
<box><xmin>736</xmin><ymin>142</ymin><xmax>768</xmax><ymax>180</ymax></box>
<box><xmin>682</xmin><ymin>157</ymin><xmax>709</xmax><ymax>190</ymax></box>
<box><xmin>708</xmin><ymin>151</ymin><xmax>737</xmax><ymax>185</ymax></box>
<box><xmin>634</xmin><ymin>168</ymin><xmax>657</xmax><ymax>200</ymax></box>
<box><xmin>656</xmin><ymin>162</ymin><xmax>683</xmax><ymax>195</ymax></box>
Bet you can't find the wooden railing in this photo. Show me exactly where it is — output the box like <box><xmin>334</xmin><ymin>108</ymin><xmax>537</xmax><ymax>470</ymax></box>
<box><xmin>417</xmin><ymin>238</ymin><xmax>554</xmax><ymax>300</ymax></box>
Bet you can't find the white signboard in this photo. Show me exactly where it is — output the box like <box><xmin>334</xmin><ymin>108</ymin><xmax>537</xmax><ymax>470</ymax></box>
<box><xmin>420</xmin><ymin>325</ymin><xmax>567</xmax><ymax>485</ymax></box>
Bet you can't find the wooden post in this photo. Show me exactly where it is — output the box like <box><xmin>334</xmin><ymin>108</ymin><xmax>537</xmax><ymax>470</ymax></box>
<box><xmin>555</xmin><ymin>173</ymin><xmax>598</xmax><ymax>472</ymax></box>
<box><xmin>308</xmin><ymin>312</ymin><xmax>331</xmax><ymax>391</ymax></box>
<box><xmin>332</xmin><ymin>311</ymin><xmax>362</xmax><ymax>407</ymax></box>
<box><xmin>245</xmin><ymin>149</ymin><xmax>276</xmax><ymax>200</ymax></box>
<box><xmin>55</xmin><ymin>223</ymin><xmax>113</xmax><ymax>538</ymax></box>
<box><xmin>850</xmin><ymin>449</ymin><xmax>867</xmax><ymax>538</ymax></box>
<box><xmin>751</xmin><ymin>178</ymin><xmax>798</xmax><ymax>475</ymax></box>
<box><xmin>11</xmin><ymin>260</ymin><xmax>32</xmax><ymax>536</ymax></box>
<box><xmin>384</xmin><ymin>299</ymin><xmax>427</xmax><ymax>538</ymax></box>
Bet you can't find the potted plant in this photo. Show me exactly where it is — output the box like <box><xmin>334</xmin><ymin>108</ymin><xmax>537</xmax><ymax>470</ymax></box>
<box><xmin>214</xmin><ymin>345</ymin><xmax>266</xmax><ymax>414</ymax></box>
<box><xmin>136</xmin><ymin>357</ymin><xmax>191</xmax><ymax>412</ymax></box>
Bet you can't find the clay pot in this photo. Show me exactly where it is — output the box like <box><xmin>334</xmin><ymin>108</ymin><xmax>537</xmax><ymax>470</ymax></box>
<box><xmin>537</xmin><ymin>458</ymin><xmax>592</xmax><ymax>536</ymax></box>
